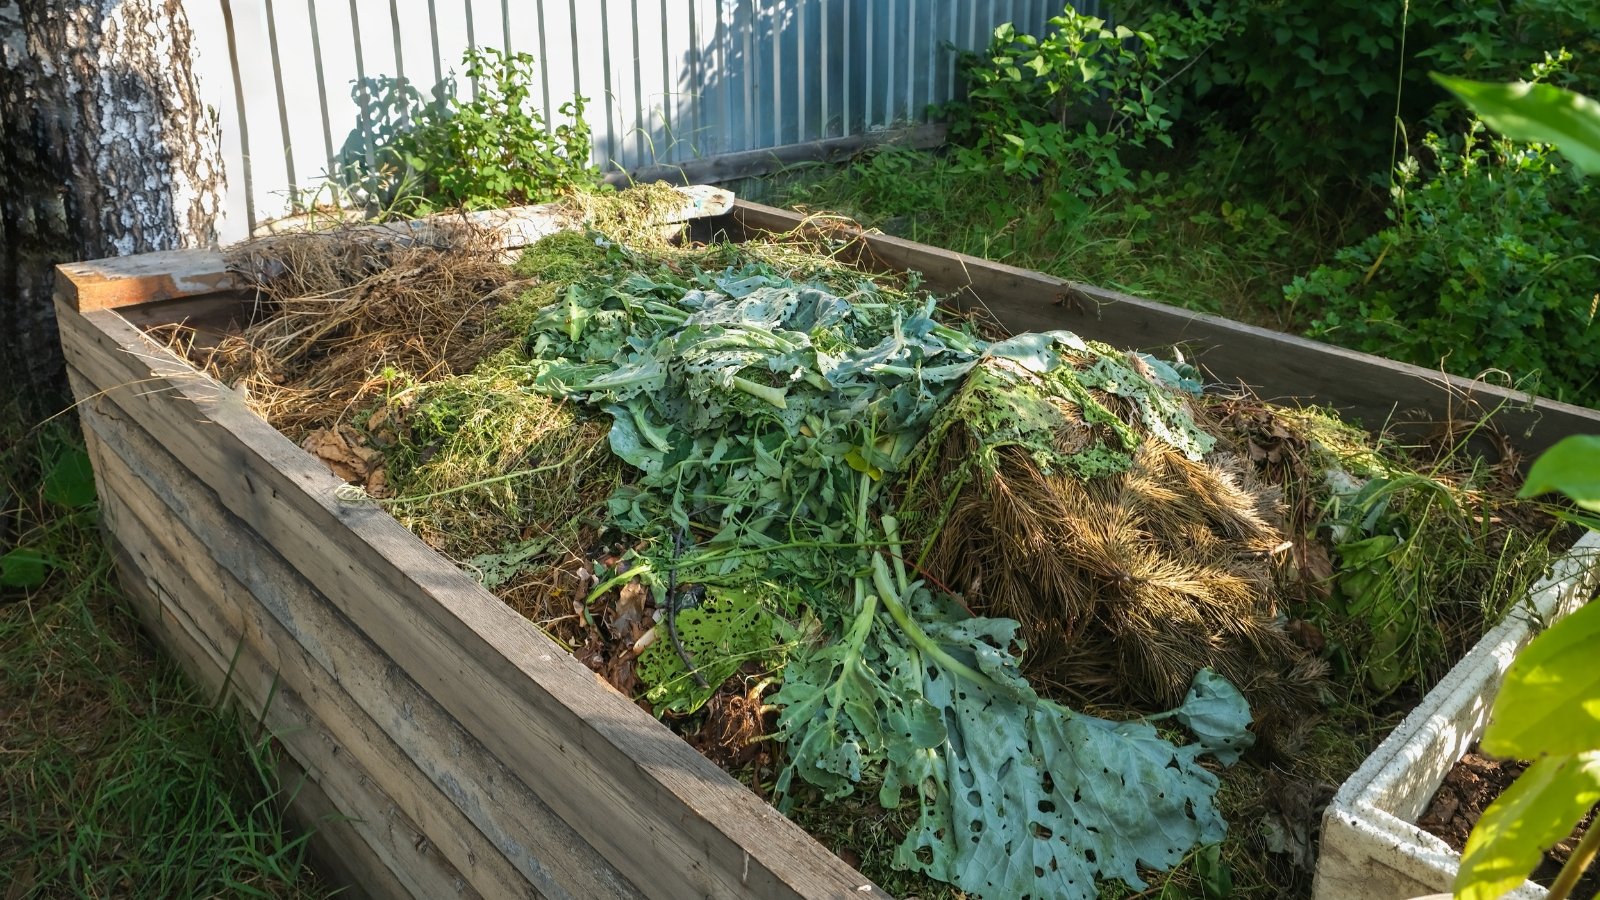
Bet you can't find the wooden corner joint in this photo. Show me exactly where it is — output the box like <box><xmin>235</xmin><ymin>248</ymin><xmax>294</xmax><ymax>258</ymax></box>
<box><xmin>55</xmin><ymin>248</ymin><xmax>237</xmax><ymax>312</ymax></box>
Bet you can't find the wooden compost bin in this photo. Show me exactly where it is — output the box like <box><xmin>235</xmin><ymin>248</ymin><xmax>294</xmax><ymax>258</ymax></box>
<box><xmin>55</xmin><ymin>200</ymin><xmax>1600</xmax><ymax>899</ymax></box>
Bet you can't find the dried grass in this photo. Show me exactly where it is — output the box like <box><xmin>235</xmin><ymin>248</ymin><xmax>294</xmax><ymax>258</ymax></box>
<box><xmin>907</xmin><ymin>397</ymin><xmax>1326</xmax><ymax>734</ymax></box>
<box><xmin>190</xmin><ymin>224</ymin><xmax>523</xmax><ymax>438</ymax></box>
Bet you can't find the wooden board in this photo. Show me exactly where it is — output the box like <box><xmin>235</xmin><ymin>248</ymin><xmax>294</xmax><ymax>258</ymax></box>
<box><xmin>60</xmin><ymin>186</ymin><xmax>735</xmax><ymax>312</ymax></box>
<box><xmin>78</xmin><ymin>390</ymin><xmax>572</xmax><ymax>900</ymax></box>
<box><xmin>74</xmin><ymin>374</ymin><xmax>636</xmax><ymax>900</ymax></box>
<box><xmin>97</xmin><ymin>533</ymin><xmax>411</xmax><ymax>900</ymax></box>
<box><xmin>724</xmin><ymin>201</ymin><xmax>1600</xmax><ymax>456</ymax></box>
<box><xmin>608</xmin><ymin>124</ymin><xmax>947</xmax><ymax>187</ymax></box>
<box><xmin>55</xmin><ymin>298</ymin><xmax>876</xmax><ymax>898</ymax></box>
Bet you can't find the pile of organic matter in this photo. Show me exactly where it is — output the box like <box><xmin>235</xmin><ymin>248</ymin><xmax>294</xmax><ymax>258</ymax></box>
<box><xmin>161</xmin><ymin>194</ymin><xmax>1568</xmax><ymax>900</ymax></box>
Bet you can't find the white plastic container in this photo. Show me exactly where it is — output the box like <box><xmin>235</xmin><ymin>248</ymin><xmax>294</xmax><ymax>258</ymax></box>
<box><xmin>1312</xmin><ymin>530</ymin><xmax>1600</xmax><ymax>900</ymax></box>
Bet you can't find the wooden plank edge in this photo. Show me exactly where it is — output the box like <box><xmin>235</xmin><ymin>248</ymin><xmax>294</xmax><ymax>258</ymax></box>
<box><xmin>96</xmin><ymin>533</ymin><xmax>411</xmax><ymax>900</ymax></box>
<box><xmin>79</xmin><ymin>401</ymin><xmax>539</xmax><ymax>900</ymax></box>
<box><xmin>605</xmin><ymin>123</ymin><xmax>947</xmax><ymax>187</ymax></box>
<box><xmin>55</xmin><ymin>299</ymin><xmax>878</xmax><ymax>899</ymax></box>
<box><xmin>57</xmin><ymin>185</ymin><xmax>735</xmax><ymax>313</ymax></box>
<box><xmin>724</xmin><ymin>200</ymin><xmax>1600</xmax><ymax>456</ymax></box>
<box><xmin>83</xmin><ymin>423</ymin><xmax>477</xmax><ymax>900</ymax></box>
<box><xmin>75</xmin><ymin>376</ymin><xmax>635</xmax><ymax>900</ymax></box>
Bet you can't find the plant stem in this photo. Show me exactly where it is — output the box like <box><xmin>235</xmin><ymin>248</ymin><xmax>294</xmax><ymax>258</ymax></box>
<box><xmin>1547</xmin><ymin>815</ymin><xmax>1600</xmax><ymax>900</ymax></box>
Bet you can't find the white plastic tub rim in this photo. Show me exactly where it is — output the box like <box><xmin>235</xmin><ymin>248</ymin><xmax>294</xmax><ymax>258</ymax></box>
<box><xmin>1312</xmin><ymin>529</ymin><xmax>1600</xmax><ymax>900</ymax></box>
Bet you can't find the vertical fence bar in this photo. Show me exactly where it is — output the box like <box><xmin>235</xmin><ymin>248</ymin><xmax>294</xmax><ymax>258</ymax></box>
<box><xmin>537</xmin><ymin>0</ymin><xmax>552</xmax><ymax>130</ymax></box>
<box><xmin>427</xmin><ymin>0</ymin><xmax>443</xmax><ymax>88</ymax></box>
<box><xmin>263</xmin><ymin>0</ymin><xmax>298</xmax><ymax>206</ymax></box>
<box><xmin>464</xmin><ymin>0</ymin><xmax>479</xmax><ymax>99</ymax></box>
<box><xmin>389</xmin><ymin>0</ymin><xmax>406</xmax><ymax>85</ymax></box>
<box><xmin>940</xmin><ymin>0</ymin><xmax>953</xmax><ymax>101</ymax></box>
<box><xmin>741</xmin><ymin>0</ymin><xmax>753</xmax><ymax>150</ymax></box>
<box><xmin>795</xmin><ymin>0</ymin><xmax>806</xmax><ymax>142</ymax></box>
<box><xmin>883</xmin><ymin>0</ymin><xmax>895</xmax><ymax>124</ymax></box>
<box><xmin>862</xmin><ymin>1</ymin><xmax>872</xmax><ymax>129</ymax></box>
<box><xmin>568</xmin><ymin>0</ymin><xmax>582</xmax><ymax>115</ymax></box>
<box><xmin>904</xmin><ymin>0</ymin><xmax>915</xmax><ymax>122</ymax></box>
<box><xmin>658</xmin><ymin>0</ymin><xmax>671</xmax><ymax>155</ymax></box>
<box><xmin>306</xmin><ymin>0</ymin><xmax>336</xmax><ymax>179</ymax></box>
<box><xmin>218</xmin><ymin>0</ymin><xmax>256</xmax><ymax>232</ymax></box>
<box><xmin>686</xmin><ymin>0</ymin><xmax>702</xmax><ymax>153</ymax></box>
<box><xmin>820</xmin><ymin>0</ymin><xmax>830</xmax><ymax>136</ymax></box>
<box><xmin>347</xmin><ymin>0</ymin><xmax>378</xmax><ymax>201</ymax></box>
<box><xmin>599</xmin><ymin>0</ymin><xmax>617</xmax><ymax>165</ymax></box>
<box><xmin>631</xmin><ymin>0</ymin><xmax>646</xmax><ymax>163</ymax></box>
<box><xmin>720</xmin><ymin>0</ymin><xmax>732</xmax><ymax>152</ymax></box>
<box><xmin>841</xmin><ymin>0</ymin><xmax>850</xmax><ymax>136</ymax></box>
<box><xmin>771</xmin><ymin>0</ymin><xmax>782</xmax><ymax>145</ymax></box>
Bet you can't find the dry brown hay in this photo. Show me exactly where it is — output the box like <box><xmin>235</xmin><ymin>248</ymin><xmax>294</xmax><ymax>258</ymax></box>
<box><xmin>190</xmin><ymin>224</ymin><xmax>523</xmax><ymax>438</ymax></box>
<box><xmin>904</xmin><ymin>384</ymin><xmax>1326</xmax><ymax>736</ymax></box>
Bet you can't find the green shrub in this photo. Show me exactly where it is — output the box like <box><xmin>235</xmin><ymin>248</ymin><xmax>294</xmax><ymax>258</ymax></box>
<box><xmin>1121</xmin><ymin>0</ymin><xmax>1600</xmax><ymax>177</ymax></box>
<box><xmin>341</xmin><ymin>47</ymin><xmax>598</xmax><ymax>215</ymax></box>
<box><xmin>1286</xmin><ymin>121</ymin><xmax>1600</xmax><ymax>406</ymax></box>
<box><xmin>947</xmin><ymin>7</ymin><xmax>1235</xmax><ymax>219</ymax></box>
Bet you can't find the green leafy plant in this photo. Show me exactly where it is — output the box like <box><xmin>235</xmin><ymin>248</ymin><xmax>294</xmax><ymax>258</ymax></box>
<box><xmin>1438</xmin><ymin>72</ymin><xmax>1600</xmax><ymax>900</ymax></box>
<box><xmin>949</xmin><ymin>7</ymin><xmax>1235</xmax><ymax>219</ymax></box>
<box><xmin>1285</xmin><ymin>87</ymin><xmax>1600</xmax><ymax>407</ymax></box>
<box><xmin>341</xmin><ymin>47</ymin><xmax>598</xmax><ymax>215</ymax></box>
<box><xmin>1453</xmin><ymin>436</ymin><xmax>1600</xmax><ymax>900</ymax></box>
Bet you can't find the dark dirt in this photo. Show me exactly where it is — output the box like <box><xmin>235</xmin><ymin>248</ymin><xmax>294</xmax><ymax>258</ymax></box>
<box><xmin>1418</xmin><ymin>747</ymin><xmax>1599</xmax><ymax>896</ymax></box>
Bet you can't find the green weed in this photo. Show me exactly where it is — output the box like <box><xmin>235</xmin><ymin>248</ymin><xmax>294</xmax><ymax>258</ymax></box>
<box><xmin>0</xmin><ymin>406</ymin><xmax>330</xmax><ymax>898</ymax></box>
<box><xmin>765</xmin><ymin>137</ymin><xmax>1365</xmax><ymax>329</ymax></box>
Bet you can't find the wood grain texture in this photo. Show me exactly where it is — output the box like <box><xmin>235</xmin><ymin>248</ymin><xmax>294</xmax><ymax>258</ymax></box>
<box><xmin>78</xmin><ymin>394</ymin><xmax>549</xmax><ymax>900</ymax></box>
<box><xmin>75</xmin><ymin>375</ymin><xmax>635</xmax><ymax>900</ymax></box>
<box><xmin>726</xmin><ymin>201</ymin><xmax>1600</xmax><ymax>456</ymax></box>
<box><xmin>56</xmin><ymin>299</ymin><xmax>876</xmax><ymax>899</ymax></box>
<box><xmin>95</xmin><ymin>531</ymin><xmax>411</xmax><ymax>900</ymax></box>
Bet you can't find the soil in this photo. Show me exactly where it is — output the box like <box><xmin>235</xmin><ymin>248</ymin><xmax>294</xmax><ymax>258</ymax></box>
<box><xmin>1418</xmin><ymin>747</ymin><xmax>1599</xmax><ymax>896</ymax></box>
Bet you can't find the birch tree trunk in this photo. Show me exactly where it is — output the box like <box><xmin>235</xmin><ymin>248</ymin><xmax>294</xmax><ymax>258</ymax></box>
<box><xmin>0</xmin><ymin>0</ymin><xmax>223</xmax><ymax>418</ymax></box>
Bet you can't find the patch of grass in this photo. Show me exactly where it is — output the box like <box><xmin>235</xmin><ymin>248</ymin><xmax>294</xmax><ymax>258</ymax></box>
<box><xmin>0</xmin><ymin>404</ymin><xmax>331</xmax><ymax>898</ymax></box>
<box><xmin>760</xmin><ymin>134</ymin><xmax>1377</xmax><ymax>331</ymax></box>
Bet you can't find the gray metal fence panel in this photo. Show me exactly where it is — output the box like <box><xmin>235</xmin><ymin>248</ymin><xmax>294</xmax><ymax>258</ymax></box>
<box><xmin>188</xmin><ymin>0</ymin><xmax>1094</xmax><ymax>238</ymax></box>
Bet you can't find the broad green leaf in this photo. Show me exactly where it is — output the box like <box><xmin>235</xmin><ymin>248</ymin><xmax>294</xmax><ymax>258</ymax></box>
<box><xmin>1453</xmin><ymin>751</ymin><xmax>1600</xmax><ymax>900</ymax></box>
<box><xmin>1518</xmin><ymin>435</ymin><xmax>1600</xmax><ymax>513</ymax></box>
<box><xmin>1482</xmin><ymin>600</ymin><xmax>1600</xmax><ymax>757</ymax></box>
<box><xmin>1432</xmin><ymin>75</ymin><xmax>1600</xmax><ymax>175</ymax></box>
<box><xmin>43</xmin><ymin>447</ymin><xmax>96</xmax><ymax>509</ymax></box>
<box><xmin>0</xmin><ymin>548</ymin><xmax>52</xmax><ymax>588</ymax></box>
<box><xmin>892</xmin><ymin>594</ymin><xmax>1249</xmax><ymax>899</ymax></box>
<box><xmin>637</xmin><ymin>588</ymin><xmax>777</xmax><ymax>714</ymax></box>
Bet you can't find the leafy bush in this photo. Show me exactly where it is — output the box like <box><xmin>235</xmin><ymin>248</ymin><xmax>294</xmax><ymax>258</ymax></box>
<box><xmin>1119</xmin><ymin>0</ymin><xmax>1600</xmax><ymax>177</ymax></box>
<box><xmin>1286</xmin><ymin>121</ymin><xmax>1600</xmax><ymax>406</ymax></box>
<box><xmin>948</xmin><ymin>7</ymin><xmax>1235</xmax><ymax>219</ymax></box>
<box><xmin>339</xmin><ymin>48</ymin><xmax>598</xmax><ymax>215</ymax></box>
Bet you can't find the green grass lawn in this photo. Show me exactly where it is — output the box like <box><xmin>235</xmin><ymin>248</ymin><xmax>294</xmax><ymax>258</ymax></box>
<box><xmin>1</xmin><ymin>404</ymin><xmax>331</xmax><ymax>898</ymax></box>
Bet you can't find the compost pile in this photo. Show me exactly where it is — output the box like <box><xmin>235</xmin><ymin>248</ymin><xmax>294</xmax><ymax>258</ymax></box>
<box><xmin>187</xmin><ymin>201</ymin><xmax>1564</xmax><ymax>900</ymax></box>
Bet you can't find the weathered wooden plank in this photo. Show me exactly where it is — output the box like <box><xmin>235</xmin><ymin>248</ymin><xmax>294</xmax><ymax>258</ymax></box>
<box><xmin>60</xmin><ymin>186</ymin><xmax>736</xmax><ymax>312</ymax></box>
<box><xmin>726</xmin><ymin>201</ymin><xmax>1600</xmax><ymax>456</ymax></box>
<box><xmin>78</xmin><ymin>399</ymin><xmax>545</xmax><ymax>900</ymax></box>
<box><xmin>608</xmin><ymin>124</ymin><xmax>947</xmax><ymax>187</ymax></box>
<box><xmin>56</xmin><ymin>303</ymin><xmax>875</xmax><ymax>898</ymax></box>
<box><xmin>96</xmin><ymin>535</ymin><xmax>410</xmax><ymax>900</ymax></box>
<box><xmin>75</xmin><ymin>376</ymin><xmax>638</xmax><ymax>900</ymax></box>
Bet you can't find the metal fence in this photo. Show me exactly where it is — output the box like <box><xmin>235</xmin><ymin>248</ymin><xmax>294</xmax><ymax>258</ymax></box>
<box><xmin>186</xmin><ymin>0</ymin><xmax>1100</xmax><ymax>240</ymax></box>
